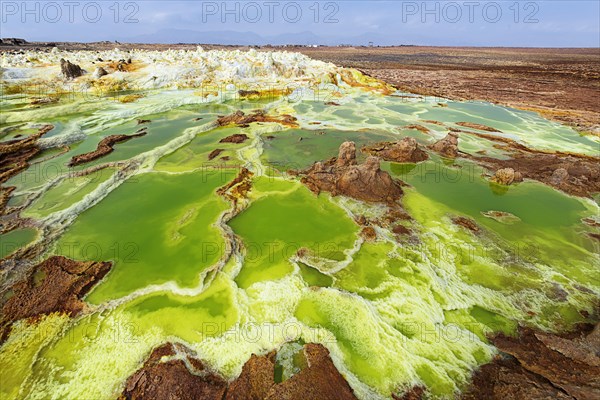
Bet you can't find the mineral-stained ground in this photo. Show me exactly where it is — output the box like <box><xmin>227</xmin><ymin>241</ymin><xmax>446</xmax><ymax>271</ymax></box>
<box><xmin>0</xmin><ymin>44</ymin><xmax>598</xmax><ymax>400</ymax></box>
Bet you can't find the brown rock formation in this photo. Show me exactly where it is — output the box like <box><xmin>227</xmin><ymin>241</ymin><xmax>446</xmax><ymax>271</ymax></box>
<box><xmin>462</xmin><ymin>356</ymin><xmax>574</xmax><ymax>400</ymax></box>
<box><xmin>121</xmin><ymin>343</ymin><xmax>357</xmax><ymax>400</ymax></box>
<box><xmin>60</xmin><ymin>58</ymin><xmax>83</xmax><ymax>79</ymax></box>
<box><xmin>360</xmin><ymin>226</ymin><xmax>377</xmax><ymax>241</ymax></box>
<box><xmin>458</xmin><ymin>130</ymin><xmax>600</xmax><ymax>197</ymax></box>
<box><xmin>263</xmin><ymin>343</ymin><xmax>357</xmax><ymax>400</ymax></box>
<box><xmin>298</xmin><ymin>142</ymin><xmax>403</xmax><ymax>204</ymax></box>
<box><xmin>403</xmin><ymin>124</ymin><xmax>430</xmax><ymax>134</ymax></box>
<box><xmin>452</xmin><ymin>216</ymin><xmax>480</xmax><ymax>233</ymax></box>
<box><xmin>362</xmin><ymin>137</ymin><xmax>429</xmax><ymax>163</ymax></box>
<box><xmin>69</xmin><ymin>131</ymin><xmax>147</xmax><ymax>166</ymax></box>
<box><xmin>476</xmin><ymin>152</ymin><xmax>600</xmax><ymax>197</ymax></box>
<box><xmin>220</xmin><ymin>134</ymin><xmax>249</xmax><ymax>144</ymax></box>
<box><xmin>463</xmin><ymin>324</ymin><xmax>600</xmax><ymax>400</ymax></box>
<box><xmin>1</xmin><ymin>256</ymin><xmax>112</xmax><ymax>342</ymax></box>
<box><xmin>120</xmin><ymin>343</ymin><xmax>227</xmax><ymax>400</ymax></box>
<box><xmin>226</xmin><ymin>352</ymin><xmax>276</xmax><ymax>400</ymax></box>
<box><xmin>216</xmin><ymin>110</ymin><xmax>298</xmax><ymax>128</ymax></box>
<box><xmin>393</xmin><ymin>386</ymin><xmax>426</xmax><ymax>400</ymax></box>
<box><xmin>491</xmin><ymin>168</ymin><xmax>523</xmax><ymax>186</ymax></box>
<box><xmin>429</xmin><ymin>132</ymin><xmax>459</xmax><ymax>158</ymax></box>
<box><xmin>208</xmin><ymin>149</ymin><xmax>225</xmax><ymax>160</ymax></box>
<box><xmin>456</xmin><ymin>122</ymin><xmax>501</xmax><ymax>132</ymax></box>
<box><xmin>217</xmin><ymin>168</ymin><xmax>254</xmax><ymax>207</ymax></box>
<box><xmin>0</xmin><ymin>125</ymin><xmax>52</xmax><ymax>185</ymax></box>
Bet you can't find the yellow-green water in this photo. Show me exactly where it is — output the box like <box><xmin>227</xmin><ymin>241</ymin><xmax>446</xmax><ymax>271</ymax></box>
<box><xmin>1</xmin><ymin>76</ymin><xmax>598</xmax><ymax>400</ymax></box>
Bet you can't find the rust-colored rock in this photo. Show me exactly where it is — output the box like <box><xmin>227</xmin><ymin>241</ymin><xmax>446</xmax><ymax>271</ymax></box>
<box><xmin>362</xmin><ymin>137</ymin><xmax>429</xmax><ymax>163</ymax></box>
<box><xmin>69</xmin><ymin>131</ymin><xmax>147</xmax><ymax>166</ymax></box>
<box><xmin>463</xmin><ymin>324</ymin><xmax>600</xmax><ymax>400</ymax></box>
<box><xmin>403</xmin><ymin>124</ymin><xmax>430</xmax><ymax>134</ymax></box>
<box><xmin>264</xmin><ymin>343</ymin><xmax>358</xmax><ymax>400</ymax></box>
<box><xmin>216</xmin><ymin>110</ymin><xmax>298</xmax><ymax>128</ymax></box>
<box><xmin>393</xmin><ymin>386</ymin><xmax>426</xmax><ymax>400</ymax></box>
<box><xmin>360</xmin><ymin>226</ymin><xmax>377</xmax><ymax>241</ymax></box>
<box><xmin>452</xmin><ymin>216</ymin><xmax>480</xmax><ymax>233</ymax></box>
<box><xmin>226</xmin><ymin>352</ymin><xmax>276</xmax><ymax>400</ymax></box>
<box><xmin>429</xmin><ymin>132</ymin><xmax>459</xmax><ymax>158</ymax></box>
<box><xmin>120</xmin><ymin>343</ymin><xmax>227</xmax><ymax>400</ymax></box>
<box><xmin>462</xmin><ymin>356</ymin><xmax>574</xmax><ymax>400</ymax></box>
<box><xmin>457</xmin><ymin>131</ymin><xmax>600</xmax><ymax>197</ymax></box>
<box><xmin>208</xmin><ymin>148</ymin><xmax>225</xmax><ymax>160</ymax></box>
<box><xmin>456</xmin><ymin>122</ymin><xmax>501</xmax><ymax>132</ymax></box>
<box><xmin>121</xmin><ymin>343</ymin><xmax>357</xmax><ymax>400</ymax></box>
<box><xmin>298</xmin><ymin>142</ymin><xmax>403</xmax><ymax>204</ymax></box>
<box><xmin>492</xmin><ymin>326</ymin><xmax>600</xmax><ymax>399</ymax></box>
<box><xmin>219</xmin><ymin>134</ymin><xmax>249</xmax><ymax>144</ymax></box>
<box><xmin>1</xmin><ymin>256</ymin><xmax>112</xmax><ymax>342</ymax></box>
<box><xmin>217</xmin><ymin>168</ymin><xmax>254</xmax><ymax>206</ymax></box>
<box><xmin>0</xmin><ymin>125</ymin><xmax>52</xmax><ymax>186</ymax></box>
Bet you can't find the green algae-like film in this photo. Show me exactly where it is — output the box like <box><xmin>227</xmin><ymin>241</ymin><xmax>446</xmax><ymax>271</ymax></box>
<box><xmin>0</xmin><ymin>47</ymin><xmax>598</xmax><ymax>400</ymax></box>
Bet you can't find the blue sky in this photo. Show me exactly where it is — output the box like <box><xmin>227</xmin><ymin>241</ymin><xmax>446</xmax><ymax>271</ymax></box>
<box><xmin>1</xmin><ymin>1</ymin><xmax>599</xmax><ymax>46</ymax></box>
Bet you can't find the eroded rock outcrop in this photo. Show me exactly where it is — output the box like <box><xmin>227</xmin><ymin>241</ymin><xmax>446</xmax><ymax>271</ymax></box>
<box><xmin>463</xmin><ymin>324</ymin><xmax>600</xmax><ymax>400</ymax></box>
<box><xmin>216</xmin><ymin>110</ymin><xmax>298</xmax><ymax>128</ymax></box>
<box><xmin>459</xmin><ymin>131</ymin><xmax>600</xmax><ymax>197</ymax></box>
<box><xmin>69</xmin><ymin>131</ymin><xmax>147</xmax><ymax>166</ymax></box>
<box><xmin>362</xmin><ymin>137</ymin><xmax>429</xmax><ymax>163</ymax></box>
<box><xmin>297</xmin><ymin>141</ymin><xmax>403</xmax><ymax>204</ymax></box>
<box><xmin>120</xmin><ymin>342</ymin><xmax>227</xmax><ymax>400</ymax></box>
<box><xmin>60</xmin><ymin>58</ymin><xmax>84</xmax><ymax>79</ymax></box>
<box><xmin>226</xmin><ymin>352</ymin><xmax>276</xmax><ymax>400</ymax></box>
<box><xmin>92</xmin><ymin>66</ymin><xmax>108</xmax><ymax>79</ymax></box>
<box><xmin>429</xmin><ymin>132</ymin><xmax>459</xmax><ymax>158</ymax></box>
<box><xmin>121</xmin><ymin>342</ymin><xmax>357</xmax><ymax>400</ymax></box>
<box><xmin>263</xmin><ymin>343</ymin><xmax>357</xmax><ymax>400</ymax></box>
<box><xmin>1</xmin><ymin>256</ymin><xmax>112</xmax><ymax>342</ymax></box>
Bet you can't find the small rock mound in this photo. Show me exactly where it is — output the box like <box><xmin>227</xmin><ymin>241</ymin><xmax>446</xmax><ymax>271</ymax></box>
<box><xmin>491</xmin><ymin>168</ymin><xmax>523</xmax><ymax>185</ymax></box>
<box><xmin>362</xmin><ymin>137</ymin><xmax>429</xmax><ymax>163</ymax></box>
<box><xmin>60</xmin><ymin>58</ymin><xmax>83</xmax><ymax>79</ymax></box>
<box><xmin>429</xmin><ymin>132</ymin><xmax>459</xmax><ymax>158</ymax></box>
<box><xmin>219</xmin><ymin>134</ymin><xmax>249</xmax><ymax>144</ymax></box>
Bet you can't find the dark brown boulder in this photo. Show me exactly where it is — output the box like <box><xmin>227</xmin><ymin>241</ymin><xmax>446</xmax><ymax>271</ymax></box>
<box><xmin>220</xmin><ymin>134</ymin><xmax>249</xmax><ymax>144</ymax></box>
<box><xmin>60</xmin><ymin>58</ymin><xmax>84</xmax><ymax>79</ymax></box>
<box><xmin>362</xmin><ymin>137</ymin><xmax>429</xmax><ymax>163</ymax></box>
